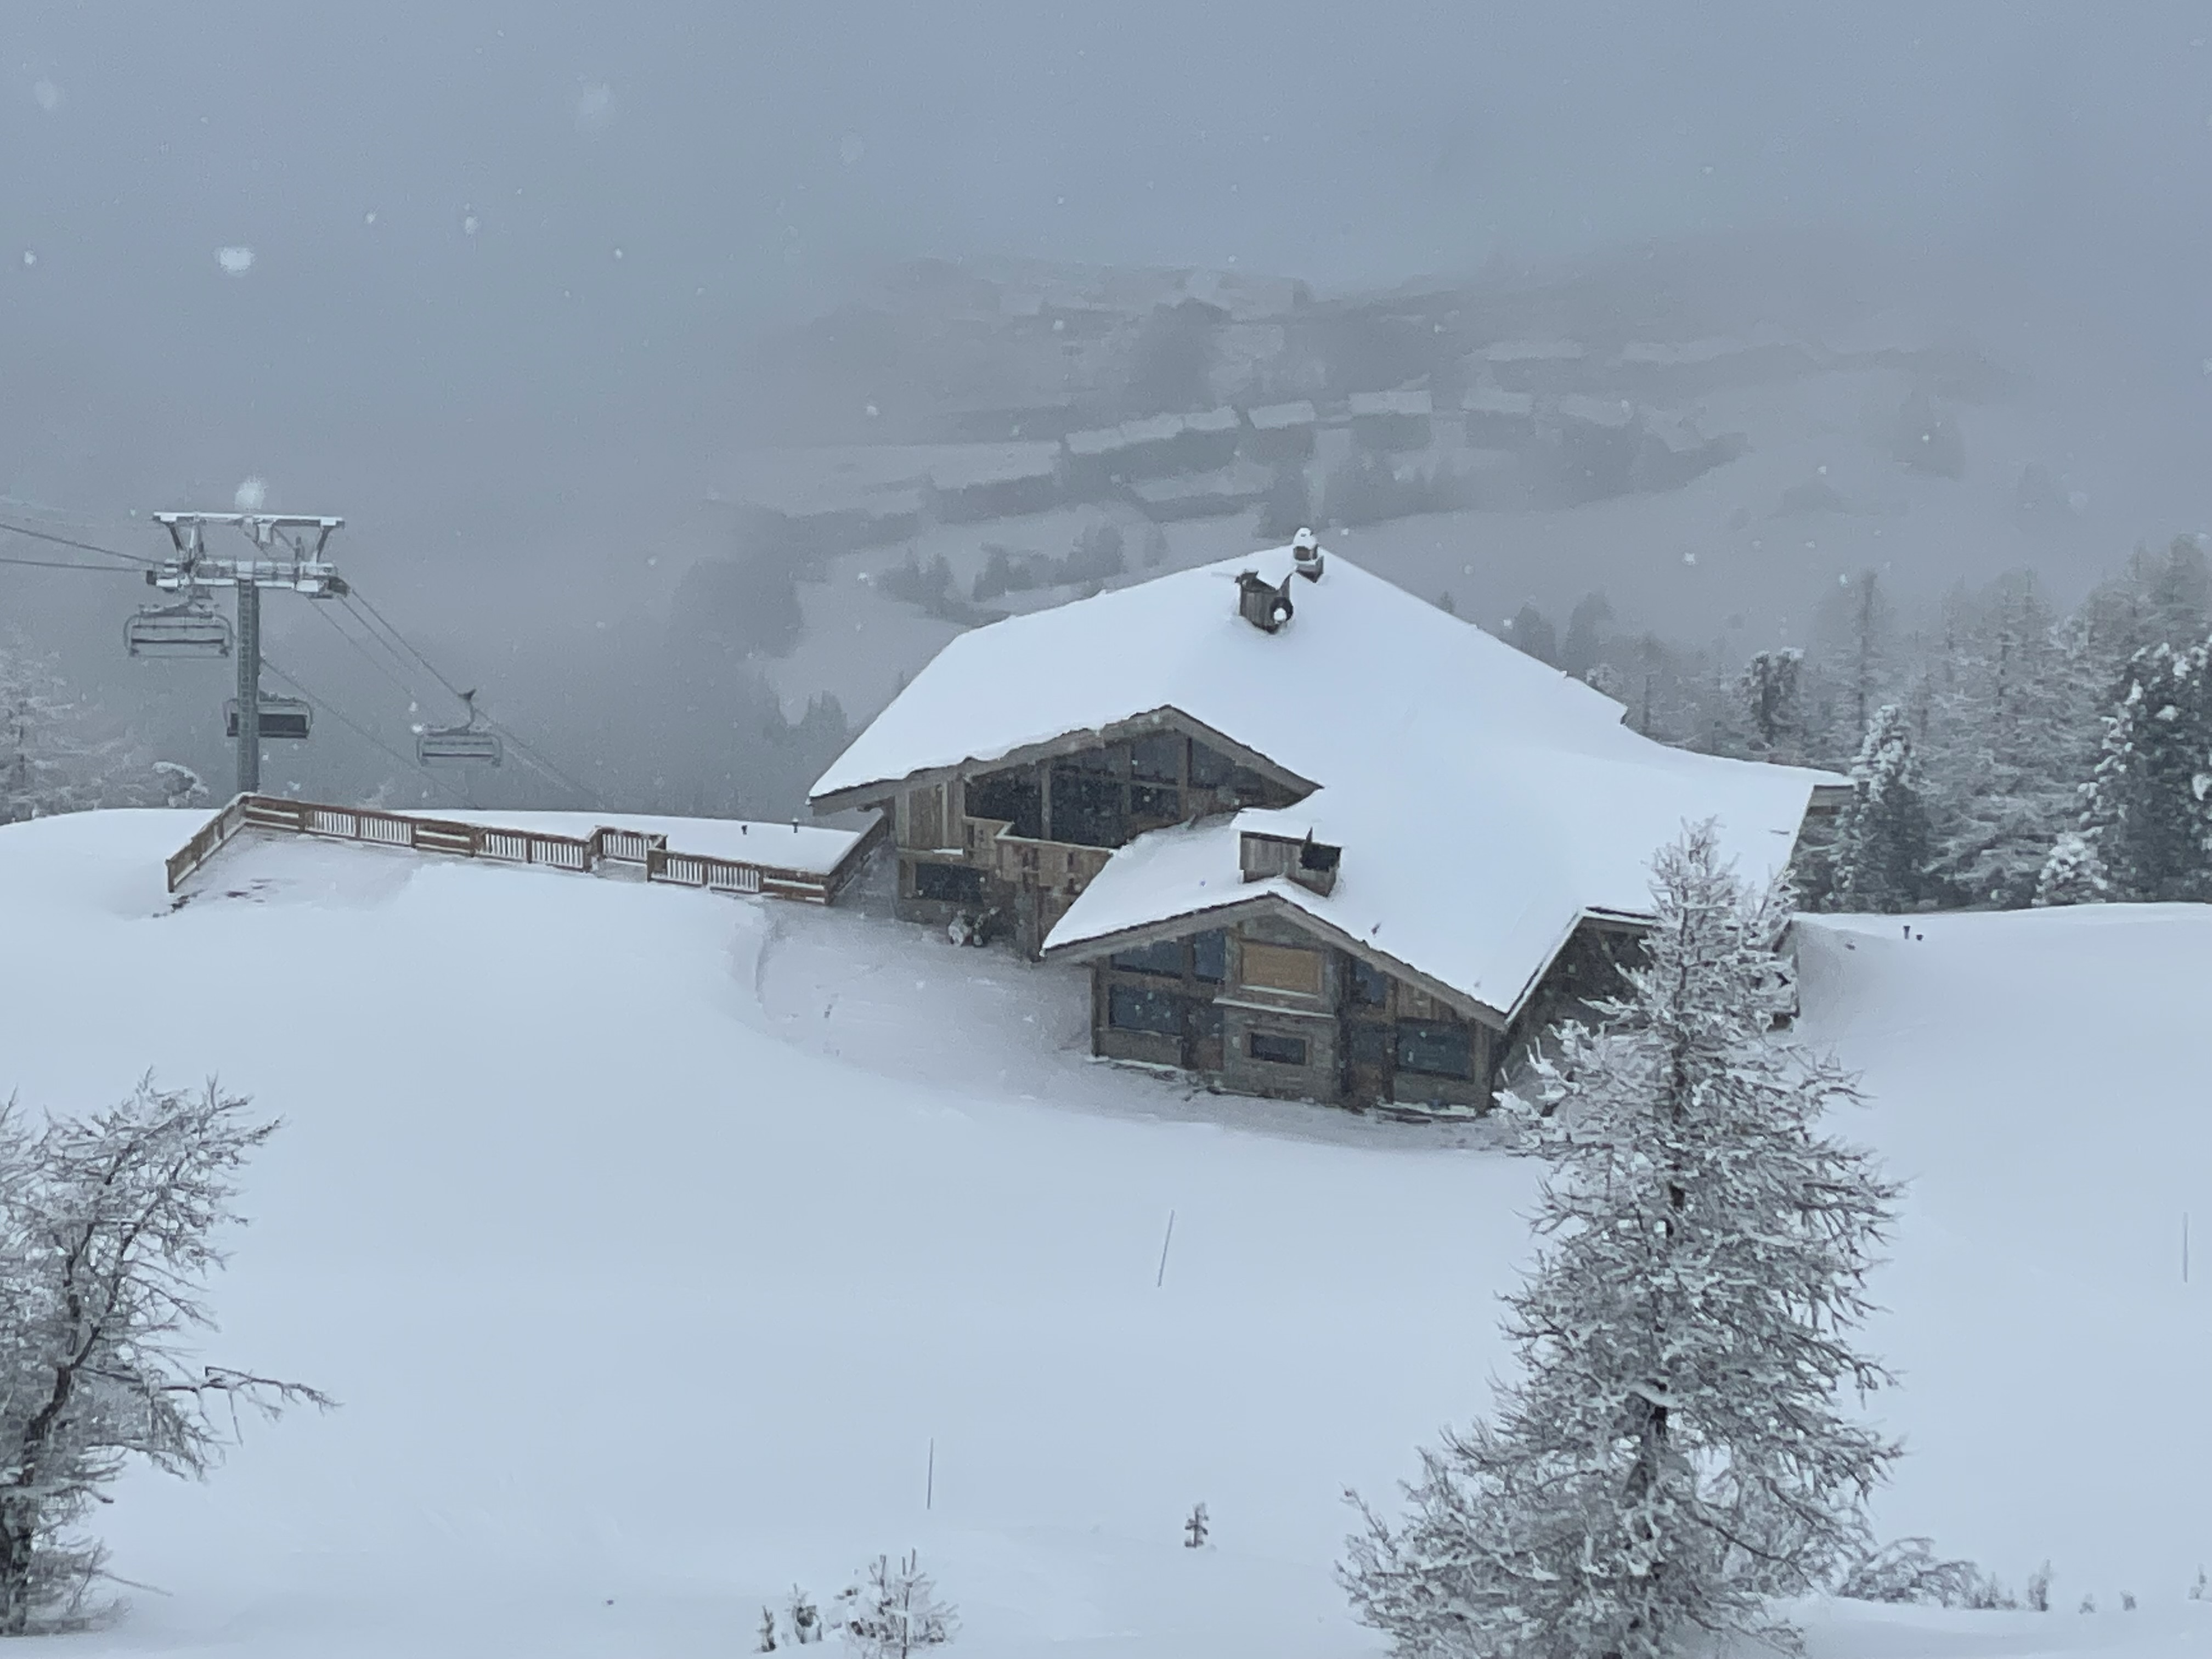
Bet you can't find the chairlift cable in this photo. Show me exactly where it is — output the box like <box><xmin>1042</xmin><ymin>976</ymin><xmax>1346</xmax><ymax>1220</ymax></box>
<box><xmin>0</xmin><ymin>519</ymin><xmax>160</xmax><ymax>568</ymax></box>
<box><xmin>341</xmin><ymin>583</ymin><xmax>606</xmax><ymax>809</ymax></box>
<box><xmin>0</xmin><ymin>552</ymin><xmax>147</xmax><ymax>575</ymax></box>
<box><xmin>314</xmin><ymin>599</ymin><xmax>438</xmax><ymax>709</ymax></box>
<box><xmin>258</xmin><ymin>654</ymin><xmax>471</xmax><ymax>808</ymax></box>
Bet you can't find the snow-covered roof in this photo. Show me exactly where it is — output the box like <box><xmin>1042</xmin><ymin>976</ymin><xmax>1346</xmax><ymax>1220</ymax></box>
<box><xmin>924</xmin><ymin>442</ymin><xmax>1063</xmax><ymax>491</ymax></box>
<box><xmin>1555</xmin><ymin>395</ymin><xmax>1638</xmax><ymax>430</ymax></box>
<box><xmin>1461</xmin><ymin>386</ymin><xmax>1536</xmax><ymax>417</ymax></box>
<box><xmin>810</xmin><ymin>548</ymin><xmax>1843</xmax><ymax>1023</ymax></box>
<box><xmin>1348</xmin><ymin>389</ymin><xmax>1432</xmax><ymax>418</ymax></box>
<box><xmin>1477</xmin><ymin>338</ymin><xmax>1587</xmax><ymax>363</ymax></box>
<box><xmin>1246</xmin><ymin>400</ymin><xmax>1318</xmax><ymax>430</ymax></box>
<box><xmin>1181</xmin><ymin>407</ymin><xmax>1242</xmax><ymax>435</ymax></box>
<box><xmin>1125</xmin><ymin>461</ymin><xmax>1273</xmax><ymax>508</ymax></box>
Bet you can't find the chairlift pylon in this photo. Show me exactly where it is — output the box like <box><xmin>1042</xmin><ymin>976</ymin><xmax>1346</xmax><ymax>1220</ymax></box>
<box><xmin>125</xmin><ymin>595</ymin><xmax>233</xmax><ymax>659</ymax></box>
<box><xmin>223</xmin><ymin>693</ymin><xmax>312</xmax><ymax>741</ymax></box>
<box><xmin>416</xmin><ymin>689</ymin><xmax>503</xmax><ymax>768</ymax></box>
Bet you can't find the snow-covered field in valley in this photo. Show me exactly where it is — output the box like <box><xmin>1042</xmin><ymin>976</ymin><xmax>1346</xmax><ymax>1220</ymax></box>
<box><xmin>1</xmin><ymin>811</ymin><xmax>2205</xmax><ymax>1658</ymax></box>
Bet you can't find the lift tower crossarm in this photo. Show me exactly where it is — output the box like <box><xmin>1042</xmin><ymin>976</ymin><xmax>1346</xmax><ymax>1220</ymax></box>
<box><xmin>142</xmin><ymin>512</ymin><xmax>348</xmax><ymax>794</ymax></box>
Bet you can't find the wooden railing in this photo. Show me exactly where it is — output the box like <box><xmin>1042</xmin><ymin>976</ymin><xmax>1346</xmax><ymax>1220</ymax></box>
<box><xmin>958</xmin><ymin>815</ymin><xmax>1115</xmax><ymax>896</ymax></box>
<box><xmin>166</xmin><ymin>794</ymin><xmax>885</xmax><ymax>906</ymax></box>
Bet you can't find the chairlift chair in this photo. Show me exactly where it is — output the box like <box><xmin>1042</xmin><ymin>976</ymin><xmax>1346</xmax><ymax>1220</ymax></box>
<box><xmin>125</xmin><ymin>598</ymin><xmax>233</xmax><ymax>659</ymax></box>
<box><xmin>224</xmin><ymin>695</ymin><xmax>312</xmax><ymax>741</ymax></box>
<box><xmin>416</xmin><ymin>690</ymin><xmax>503</xmax><ymax>767</ymax></box>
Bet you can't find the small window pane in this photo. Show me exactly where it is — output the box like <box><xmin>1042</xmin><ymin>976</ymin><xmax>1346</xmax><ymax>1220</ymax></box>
<box><xmin>1110</xmin><ymin>939</ymin><xmax>1184</xmax><ymax>976</ymax></box>
<box><xmin>1130</xmin><ymin>732</ymin><xmax>1183</xmax><ymax>782</ymax></box>
<box><xmin>1349</xmin><ymin>1022</ymin><xmax>1391</xmax><ymax>1064</ymax></box>
<box><xmin>1108</xmin><ymin>985</ymin><xmax>1182</xmax><ymax>1036</ymax></box>
<box><xmin>1352</xmin><ymin>958</ymin><xmax>1390</xmax><ymax>1007</ymax></box>
<box><xmin>1248</xmin><ymin>1031</ymin><xmax>1308</xmax><ymax>1066</ymax></box>
<box><xmin>1190</xmin><ymin>929</ymin><xmax>1227</xmax><ymax>982</ymax></box>
<box><xmin>1397</xmin><ymin>1020</ymin><xmax>1471</xmax><ymax>1078</ymax></box>
<box><xmin>1189</xmin><ymin>742</ymin><xmax>1233</xmax><ymax>788</ymax></box>
<box><xmin>1130</xmin><ymin>783</ymin><xmax>1181</xmax><ymax>821</ymax></box>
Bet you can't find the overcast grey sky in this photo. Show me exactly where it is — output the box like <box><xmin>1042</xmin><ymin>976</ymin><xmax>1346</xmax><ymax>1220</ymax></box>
<box><xmin>2</xmin><ymin>2</ymin><xmax>2206</xmax><ymax>534</ymax></box>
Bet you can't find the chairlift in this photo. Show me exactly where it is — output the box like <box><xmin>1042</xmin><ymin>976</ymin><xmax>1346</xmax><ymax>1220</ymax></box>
<box><xmin>223</xmin><ymin>695</ymin><xmax>313</xmax><ymax>741</ymax></box>
<box><xmin>416</xmin><ymin>689</ymin><xmax>503</xmax><ymax>768</ymax></box>
<box><xmin>125</xmin><ymin>597</ymin><xmax>232</xmax><ymax>659</ymax></box>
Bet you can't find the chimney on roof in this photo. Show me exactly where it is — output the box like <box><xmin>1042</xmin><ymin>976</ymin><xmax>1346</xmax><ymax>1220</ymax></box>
<box><xmin>1240</xmin><ymin>829</ymin><xmax>1340</xmax><ymax>896</ymax></box>
<box><xmin>1236</xmin><ymin>569</ymin><xmax>1295</xmax><ymax>633</ymax></box>
<box><xmin>1291</xmin><ymin>526</ymin><xmax>1323</xmax><ymax>582</ymax></box>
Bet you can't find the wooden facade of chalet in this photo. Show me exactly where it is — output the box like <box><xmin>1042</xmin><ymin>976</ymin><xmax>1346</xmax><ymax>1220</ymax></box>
<box><xmin>815</xmin><ymin>715</ymin><xmax>1640</xmax><ymax>1114</ymax></box>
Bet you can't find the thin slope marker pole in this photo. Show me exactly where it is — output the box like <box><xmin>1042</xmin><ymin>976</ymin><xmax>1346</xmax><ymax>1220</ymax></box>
<box><xmin>1156</xmin><ymin>1210</ymin><xmax>1176</xmax><ymax>1288</ymax></box>
<box><xmin>926</xmin><ymin>1438</ymin><xmax>934</xmax><ymax>1511</ymax></box>
<box><xmin>2185</xmin><ymin>1212</ymin><xmax>2190</xmax><ymax>1285</ymax></box>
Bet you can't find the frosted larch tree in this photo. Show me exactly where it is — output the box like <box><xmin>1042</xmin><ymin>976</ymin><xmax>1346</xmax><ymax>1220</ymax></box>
<box><xmin>0</xmin><ymin>1079</ymin><xmax>330</xmax><ymax>1633</ymax></box>
<box><xmin>1343</xmin><ymin>825</ymin><xmax>1899</xmax><ymax>1659</ymax></box>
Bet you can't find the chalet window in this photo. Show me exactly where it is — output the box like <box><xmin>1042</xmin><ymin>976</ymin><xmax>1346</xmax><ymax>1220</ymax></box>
<box><xmin>1396</xmin><ymin>1020</ymin><xmax>1471</xmax><ymax>1078</ymax></box>
<box><xmin>1240</xmin><ymin>941</ymin><xmax>1322</xmax><ymax>996</ymax></box>
<box><xmin>912</xmin><ymin>861</ymin><xmax>985</xmax><ymax>904</ymax></box>
<box><xmin>1190</xmin><ymin>929</ymin><xmax>1227</xmax><ymax>983</ymax></box>
<box><xmin>966</xmin><ymin>770</ymin><xmax>1042</xmax><ymax>839</ymax></box>
<box><xmin>1129</xmin><ymin>783</ymin><xmax>1181</xmax><ymax>822</ymax></box>
<box><xmin>1351</xmin><ymin>957</ymin><xmax>1391</xmax><ymax>1007</ymax></box>
<box><xmin>1247</xmin><ymin>1031</ymin><xmax>1308</xmax><ymax>1066</ymax></box>
<box><xmin>1190</xmin><ymin>999</ymin><xmax>1224</xmax><ymax>1043</ymax></box>
<box><xmin>1050</xmin><ymin>767</ymin><xmax>1125</xmax><ymax>847</ymax></box>
<box><xmin>1348</xmin><ymin>1022</ymin><xmax>1392</xmax><ymax>1065</ymax></box>
<box><xmin>1108</xmin><ymin>985</ymin><xmax>1182</xmax><ymax>1036</ymax></box>
<box><xmin>1110</xmin><ymin>939</ymin><xmax>1184</xmax><ymax>976</ymax></box>
<box><xmin>1189</xmin><ymin>742</ymin><xmax>1234</xmax><ymax>789</ymax></box>
<box><xmin>1130</xmin><ymin>732</ymin><xmax>1183</xmax><ymax>782</ymax></box>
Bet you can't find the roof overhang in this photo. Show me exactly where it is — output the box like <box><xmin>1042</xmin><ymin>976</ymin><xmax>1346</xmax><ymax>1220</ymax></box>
<box><xmin>1044</xmin><ymin>883</ymin><xmax>1513</xmax><ymax>1032</ymax></box>
<box><xmin>809</xmin><ymin>704</ymin><xmax>1319</xmax><ymax>816</ymax></box>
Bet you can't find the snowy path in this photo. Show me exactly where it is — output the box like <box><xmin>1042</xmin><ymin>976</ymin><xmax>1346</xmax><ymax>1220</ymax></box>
<box><xmin>0</xmin><ymin>812</ymin><xmax>2204</xmax><ymax>1657</ymax></box>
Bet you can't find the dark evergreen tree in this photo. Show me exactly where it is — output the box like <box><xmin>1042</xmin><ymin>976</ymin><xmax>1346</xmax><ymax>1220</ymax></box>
<box><xmin>1737</xmin><ymin>648</ymin><xmax>1805</xmax><ymax>760</ymax></box>
<box><xmin>2074</xmin><ymin>639</ymin><xmax>2212</xmax><ymax>902</ymax></box>
<box><xmin>1831</xmin><ymin>705</ymin><xmax>1933</xmax><ymax>912</ymax></box>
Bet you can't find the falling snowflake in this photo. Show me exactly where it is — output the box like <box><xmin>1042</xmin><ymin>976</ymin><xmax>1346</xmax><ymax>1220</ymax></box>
<box><xmin>838</xmin><ymin>132</ymin><xmax>865</xmax><ymax>167</ymax></box>
<box><xmin>612</xmin><ymin>247</ymin><xmax>624</xmax><ymax>260</ymax></box>
<box><xmin>234</xmin><ymin>477</ymin><xmax>268</xmax><ymax>512</ymax></box>
<box><xmin>1683</xmin><ymin>551</ymin><xmax>1697</xmax><ymax>565</ymax></box>
<box><xmin>31</xmin><ymin>80</ymin><xmax>63</xmax><ymax>112</ymax></box>
<box><xmin>575</xmin><ymin>82</ymin><xmax>614</xmax><ymax>133</ymax></box>
<box><xmin>364</xmin><ymin>211</ymin><xmax>378</xmax><ymax>225</ymax></box>
<box><xmin>19</xmin><ymin>250</ymin><xmax>34</xmax><ymax>268</ymax></box>
<box><xmin>461</xmin><ymin>208</ymin><xmax>481</xmax><ymax>236</ymax></box>
<box><xmin>217</xmin><ymin>246</ymin><xmax>255</xmax><ymax>275</ymax></box>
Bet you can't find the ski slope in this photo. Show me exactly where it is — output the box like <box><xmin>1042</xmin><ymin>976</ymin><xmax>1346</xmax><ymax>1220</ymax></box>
<box><xmin>0</xmin><ymin>811</ymin><xmax>2205</xmax><ymax>1658</ymax></box>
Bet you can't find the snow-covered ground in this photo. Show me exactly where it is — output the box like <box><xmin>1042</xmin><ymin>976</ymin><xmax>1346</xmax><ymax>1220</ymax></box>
<box><xmin>1</xmin><ymin>811</ymin><xmax>2205</xmax><ymax>1657</ymax></box>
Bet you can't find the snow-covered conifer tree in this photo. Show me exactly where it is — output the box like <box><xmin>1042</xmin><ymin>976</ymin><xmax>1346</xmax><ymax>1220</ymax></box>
<box><xmin>0</xmin><ymin>1079</ymin><xmax>330</xmax><ymax>1633</ymax></box>
<box><xmin>2073</xmin><ymin>639</ymin><xmax>2212</xmax><ymax>903</ymax></box>
<box><xmin>1737</xmin><ymin>648</ymin><xmax>1805</xmax><ymax>760</ymax></box>
<box><xmin>1342</xmin><ymin>826</ymin><xmax>1899</xmax><ymax>1659</ymax></box>
<box><xmin>0</xmin><ymin>642</ymin><xmax>112</xmax><ymax>823</ymax></box>
<box><xmin>2032</xmin><ymin>832</ymin><xmax>2112</xmax><ymax>908</ymax></box>
<box><xmin>833</xmin><ymin>1553</ymin><xmax>956</xmax><ymax>1658</ymax></box>
<box><xmin>1831</xmin><ymin>705</ymin><xmax>1933</xmax><ymax>911</ymax></box>
<box><xmin>1923</xmin><ymin>575</ymin><xmax>2081</xmax><ymax>907</ymax></box>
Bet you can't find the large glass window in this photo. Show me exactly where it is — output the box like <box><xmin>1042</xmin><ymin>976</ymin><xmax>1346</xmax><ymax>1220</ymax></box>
<box><xmin>1129</xmin><ymin>732</ymin><xmax>1183</xmax><ymax>782</ymax></box>
<box><xmin>1110</xmin><ymin>939</ymin><xmax>1184</xmax><ymax>976</ymax></box>
<box><xmin>965</xmin><ymin>770</ymin><xmax>1042</xmax><ymax>839</ymax></box>
<box><xmin>912</xmin><ymin>861</ymin><xmax>985</xmax><ymax>904</ymax></box>
<box><xmin>1050</xmin><ymin>767</ymin><xmax>1125</xmax><ymax>847</ymax></box>
<box><xmin>1108</xmin><ymin>985</ymin><xmax>1182</xmax><ymax>1036</ymax></box>
<box><xmin>1397</xmin><ymin>1020</ymin><xmax>1472</xmax><ymax>1078</ymax></box>
<box><xmin>1248</xmin><ymin>1031</ymin><xmax>1308</xmax><ymax>1066</ymax></box>
<box><xmin>1348</xmin><ymin>1022</ymin><xmax>1392</xmax><ymax>1065</ymax></box>
<box><xmin>1189</xmin><ymin>741</ymin><xmax>1234</xmax><ymax>788</ymax></box>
